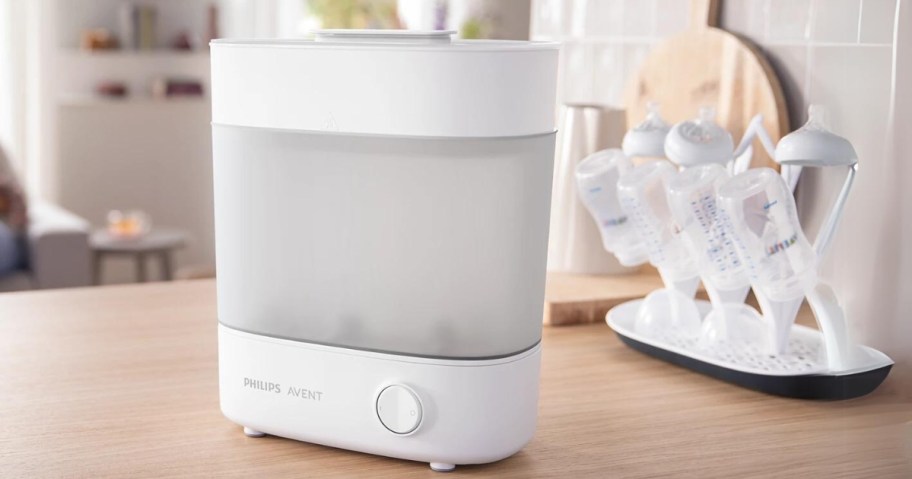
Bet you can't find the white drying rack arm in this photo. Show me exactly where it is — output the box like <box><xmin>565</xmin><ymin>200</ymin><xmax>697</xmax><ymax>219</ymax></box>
<box><xmin>732</xmin><ymin>144</ymin><xmax>754</xmax><ymax>175</ymax></box>
<box><xmin>813</xmin><ymin>163</ymin><xmax>857</xmax><ymax>258</ymax></box>
<box><xmin>780</xmin><ymin>165</ymin><xmax>802</xmax><ymax>194</ymax></box>
<box><xmin>732</xmin><ymin>114</ymin><xmax>777</xmax><ymax>172</ymax></box>
<box><xmin>732</xmin><ymin>114</ymin><xmax>802</xmax><ymax>193</ymax></box>
<box><xmin>803</xmin><ymin>162</ymin><xmax>859</xmax><ymax>370</ymax></box>
<box><xmin>750</xmin><ymin>165</ymin><xmax>856</xmax><ymax>366</ymax></box>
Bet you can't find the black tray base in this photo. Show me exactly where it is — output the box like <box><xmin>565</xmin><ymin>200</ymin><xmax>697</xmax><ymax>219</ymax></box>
<box><xmin>616</xmin><ymin>331</ymin><xmax>892</xmax><ymax>400</ymax></box>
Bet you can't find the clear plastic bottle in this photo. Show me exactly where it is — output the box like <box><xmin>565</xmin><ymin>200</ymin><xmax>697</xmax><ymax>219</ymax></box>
<box><xmin>667</xmin><ymin>163</ymin><xmax>748</xmax><ymax>291</ymax></box>
<box><xmin>616</xmin><ymin>159</ymin><xmax>698</xmax><ymax>281</ymax></box>
<box><xmin>717</xmin><ymin>167</ymin><xmax>817</xmax><ymax>301</ymax></box>
<box><xmin>575</xmin><ymin>149</ymin><xmax>648</xmax><ymax>266</ymax></box>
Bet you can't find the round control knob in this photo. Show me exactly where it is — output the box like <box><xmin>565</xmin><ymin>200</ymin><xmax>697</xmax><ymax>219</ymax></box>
<box><xmin>376</xmin><ymin>385</ymin><xmax>422</xmax><ymax>434</ymax></box>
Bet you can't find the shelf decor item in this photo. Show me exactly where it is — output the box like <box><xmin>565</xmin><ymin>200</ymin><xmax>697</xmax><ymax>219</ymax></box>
<box><xmin>118</xmin><ymin>3</ymin><xmax>135</xmax><ymax>50</ymax></box>
<box><xmin>205</xmin><ymin>4</ymin><xmax>219</xmax><ymax>46</ymax></box>
<box><xmin>171</xmin><ymin>31</ymin><xmax>194</xmax><ymax>51</ymax></box>
<box><xmin>113</xmin><ymin>2</ymin><xmax>158</xmax><ymax>50</ymax></box>
<box><xmin>211</xmin><ymin>29</ymin><xmax>558</xmax><ymax>471</ymax></box>
<box><xmin>106</xmin><ymin>210</ymin><xmax>150</xmax><ymax>239</ymax></box>
<box><xmin>151</xmin><ymin>78</ymin><xmax>204</xmax><ymax>98</ymax></box>
<box><xmin>137</xmin><ymin>4</ymin><xmax>157</xmax><ymax>50</ymax></box>
<box><xmin>583</xmin><ymin>105</ymin><xmax>893</xmax><ymax>400</ymax></box>
<box><xmin>80</xmin><ymin>28</ymin><xmax>119</xmax><ymax>51</ymax></box>
<box><xmin>95</xmin><ymin>81</ymin><xmax>128</xmax><ymax>98</ymax></box>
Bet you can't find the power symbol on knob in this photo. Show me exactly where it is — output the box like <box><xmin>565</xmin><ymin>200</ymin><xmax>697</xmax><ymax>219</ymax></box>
<box><xmin>376</xmin><ymin>385</ymin><xmax>423</xmax><ymax>435</ymax></box>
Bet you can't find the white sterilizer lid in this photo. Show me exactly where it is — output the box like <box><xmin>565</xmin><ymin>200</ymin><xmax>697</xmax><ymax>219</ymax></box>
<box><xmin>210</xmin><ymin>30</ymin><xmax>560</xmax><ymax>138</ymax></box>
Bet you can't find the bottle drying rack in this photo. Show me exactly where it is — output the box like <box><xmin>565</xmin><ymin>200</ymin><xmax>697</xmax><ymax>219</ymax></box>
<box><xmin>578</xmin><ymin>105</ymin><xmax>893</xmax><ymax>399</ymax></box>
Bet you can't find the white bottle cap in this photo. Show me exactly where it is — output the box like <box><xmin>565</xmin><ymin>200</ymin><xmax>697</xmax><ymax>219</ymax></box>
<box><xmin>775</xmin><ymin>105</ymin><xmax>858</xmax><ymax>166</ymax></box>
<box><xmin>664</xmin><ymin>106</ymin><xmax>734</xmax><ymax>167</ymax></box>
<box><xmin>622</xmin><ymin>102</ymin><xmax>671</xmax><ymax>158</ymax></box>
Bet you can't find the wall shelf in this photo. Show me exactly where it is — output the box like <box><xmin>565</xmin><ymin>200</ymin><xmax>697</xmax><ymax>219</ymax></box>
<box><xmin>61</xmin><ymin>49</ymin><xmax>210</xmax><ymax>59</ymax></box>
<box><xmin>45</xmin><ymin>0</ymin><xmax>253</xmax><ymax>282</ymax></box>
<box><xmin>58</xmin><ymin>96</ymin><xmax>210</xmax><ymax>108</ymax></box>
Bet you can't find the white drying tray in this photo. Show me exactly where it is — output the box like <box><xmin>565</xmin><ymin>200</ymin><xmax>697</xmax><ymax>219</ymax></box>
<box><xmin>607</xmin><ymin>299</ymin><xmax>893</xmax><ymax>399</ymax></box>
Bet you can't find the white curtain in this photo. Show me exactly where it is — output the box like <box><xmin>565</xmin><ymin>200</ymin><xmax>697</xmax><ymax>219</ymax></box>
<box><xmin>0</xmin><ymin>0</ymin><xmax>26</xmax><ymax>175</ymax></box>
<box><xmin>869</xmin><ymin>0</ymin><xmax>912</xmax><ymax>396</ymax></box>
<box><xmin>0</xmin><ymin>0</ymin><xmax>57</xmax><ymax>202</ymax></box>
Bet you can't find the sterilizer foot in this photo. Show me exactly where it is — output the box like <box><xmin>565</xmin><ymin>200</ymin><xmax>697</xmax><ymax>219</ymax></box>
<box><xmin>429</xmin><ymin>463</ymin><xmax>455</xmax><ymax>472</ymax></box>
<box><xmin>243</xmin><ymin>427</ymin><xmax>266</xmax><ymax>438</ymax></box>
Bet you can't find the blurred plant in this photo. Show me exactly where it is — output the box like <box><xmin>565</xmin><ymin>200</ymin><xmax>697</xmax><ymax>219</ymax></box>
<box><xmin>460</xmin><ymin>17</ymin><xmax>485</xmax><ymax>39</ymax></box>
<box><xmin>306</xmin><ymin>0</ymin><xmax>402</xmax><ymax>29</ymax></box>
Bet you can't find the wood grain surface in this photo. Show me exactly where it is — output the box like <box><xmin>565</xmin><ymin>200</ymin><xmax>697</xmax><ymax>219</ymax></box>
<box><xmin>544</xmin><ymin>271</ymin><xmax>663</xmax><ymax>326</ymax></box>
<box><xmin>1</xmin><ymin>280</ymin><xmax>910</xmax><ymax>478</ymax></box>
<box><xmin>543</xmin><ymin>269</ymin><xmax>710</xmax><ymax>326</ymax></box>
<box><xmin>625</xmin><ymin>0</ymin><xmax>789</xmax><ymax>170</ymax></box>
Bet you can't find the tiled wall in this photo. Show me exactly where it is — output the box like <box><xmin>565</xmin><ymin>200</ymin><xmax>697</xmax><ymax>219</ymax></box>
<box><xmin>533</xmin><ymin>0</ymin><xmax>910</xmax><ymax>387</ymax></box>
<box><xmin>532</xmin><ymin>0</ymin><xmax>895</xmax><ymax>144</ymax></box>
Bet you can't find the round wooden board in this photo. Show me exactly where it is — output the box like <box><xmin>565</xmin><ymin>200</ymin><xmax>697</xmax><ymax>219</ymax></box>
<box><xmin>624</xmin><ymin>27</ymin><xmax>789</xmax><ymax>170</ymax></box>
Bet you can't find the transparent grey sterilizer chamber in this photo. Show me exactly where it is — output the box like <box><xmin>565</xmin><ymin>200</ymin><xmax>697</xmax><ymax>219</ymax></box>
<box><xmin>213</xmin><ymin>125</ymin><xmax>556</xmax><ymax>359</ymax></box>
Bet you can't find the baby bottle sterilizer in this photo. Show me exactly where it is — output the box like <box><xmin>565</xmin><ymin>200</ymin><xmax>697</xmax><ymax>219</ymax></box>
<box><xmin>211</xmin><ymin>30</ymin><xmax>559</xmax><ymax>471</ymax></box>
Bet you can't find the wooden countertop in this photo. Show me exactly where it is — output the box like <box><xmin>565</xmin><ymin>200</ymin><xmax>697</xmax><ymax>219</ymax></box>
<box><xmin>543</xmin><ymin>271</ymin><xmax>666</xmax><ymax>326</ymax></box>
<box><xmin>1</xmin><ymin>280</ymin><xmax>909</xmax><ymax>477</ymax></box>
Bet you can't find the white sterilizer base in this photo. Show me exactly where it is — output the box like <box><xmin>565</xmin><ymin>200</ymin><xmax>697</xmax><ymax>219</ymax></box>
<box><xmin>218</xmin><ymin>325</ymin><xmax>541</xmax><ymax>471</ymax></box>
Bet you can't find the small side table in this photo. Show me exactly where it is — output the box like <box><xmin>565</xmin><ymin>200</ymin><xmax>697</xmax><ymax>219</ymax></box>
<box><xmin>91</xmin><ymin>229</ymin><xmax>188</xmax><ymax>284</ymax></box>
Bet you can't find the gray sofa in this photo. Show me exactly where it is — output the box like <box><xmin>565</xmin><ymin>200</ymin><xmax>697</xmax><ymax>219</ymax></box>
<box><xmin>0</xmin><ymin>202</ymin><xmax>92</xmax><ymax>292</ymax></box>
